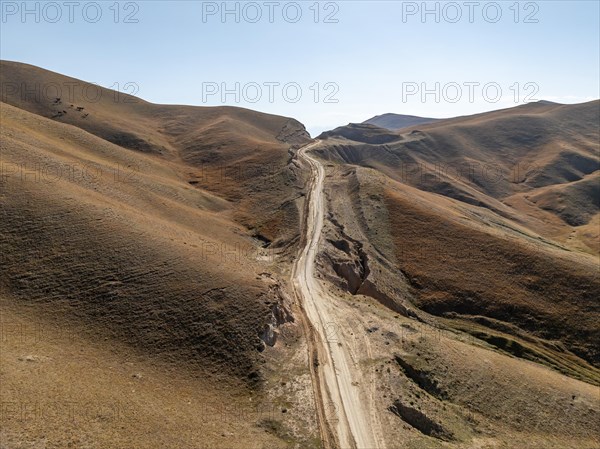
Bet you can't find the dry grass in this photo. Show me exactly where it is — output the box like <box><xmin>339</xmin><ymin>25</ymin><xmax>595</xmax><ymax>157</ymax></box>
<box><xmin>383</xmin><ymin>182</ymin><xmax>600</xmax><ymax>369</ymax></box>
<box><xmin>0</xmin><ymin>61</ymin><xmax>314</xmax><ymax>448</ymax></box>
<box><xmin>311</xmin><ymin>100</ymin><xmax>600</xmax><ymax>447</ymax></box>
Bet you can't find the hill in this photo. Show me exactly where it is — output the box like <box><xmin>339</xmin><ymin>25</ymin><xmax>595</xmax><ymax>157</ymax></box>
<box><xmin>0</xmin><ymin>61</ymin><xmax>317</xmax><ymax>448</ymax></box>
<box><xmin>363</xmin><ymin>112</ymin><xmax>439</xmax><ymax>130</ymax></box>
<box><xmin>314</xmin><ymin>100</ymin><xmax>600</xmax><ymax>368</ymax></box>
<box><xmin>0</xmin><ymin>60</ymin><xmax>311</xmax><ymax>246</ymax></box>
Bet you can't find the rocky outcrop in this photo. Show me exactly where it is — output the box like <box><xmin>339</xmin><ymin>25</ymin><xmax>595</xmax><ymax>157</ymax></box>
<box><xmin>389</xmin><ymin>400</ymin><xmax>454</xmax><ymax>441</ymax></box>
<box><xmin>277</xmin><ymin>118</ymin><xmax>312</xmax><ymax>147</ymax></box>
<box><xmin>318</xmin><ymin>214</ymin><xmax>417</xmax><ymax>318</ymax></box>
<box><xmin>258</xmin><ymin>283</ymin><xmax>295</xmax><ymax>350</ymax></box>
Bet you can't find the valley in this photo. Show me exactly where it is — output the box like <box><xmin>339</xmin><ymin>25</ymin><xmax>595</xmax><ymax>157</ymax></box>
<box><xmin>1</xmin><ymin>61</ymin><xmax>599</xmax><ymax>449</ymax></box>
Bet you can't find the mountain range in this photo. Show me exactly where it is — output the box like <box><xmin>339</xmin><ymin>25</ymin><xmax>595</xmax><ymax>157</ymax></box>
<box><xmin>1</xmin><ymin>61</ymin><xmax>598</xmax><ymax>449</ymax></box>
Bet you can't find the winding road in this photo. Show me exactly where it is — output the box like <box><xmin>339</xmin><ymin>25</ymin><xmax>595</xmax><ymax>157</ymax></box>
<box><xmin>291</xmin><ymin>141</ymin><xmax>384</xmax><ymax>449</ymax></box>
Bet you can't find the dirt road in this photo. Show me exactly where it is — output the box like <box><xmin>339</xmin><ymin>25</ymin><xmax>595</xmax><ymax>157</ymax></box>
<box><xmin>291</xmin><ymin>141</ymin><xmax>384</xmax><ymax>449</ymax></box>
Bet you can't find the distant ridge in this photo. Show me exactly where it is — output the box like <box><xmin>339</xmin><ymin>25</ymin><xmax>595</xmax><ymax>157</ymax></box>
<box><xmin>363</xmin><ymin>113</ymin><xmax>439</xmax><ymax>131</ymax></box>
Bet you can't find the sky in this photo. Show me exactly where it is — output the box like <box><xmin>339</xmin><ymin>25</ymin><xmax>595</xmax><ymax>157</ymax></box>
<box><xmin>1</xmin><ymin>1</ymin><xmax>599</xmax><ymax>136</ymax></box>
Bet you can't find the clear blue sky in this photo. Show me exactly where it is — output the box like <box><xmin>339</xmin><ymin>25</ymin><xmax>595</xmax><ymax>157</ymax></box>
<box><xmin>1</xmin><ymin>1</ymin><xmax>599</xmax><ymax>135</ymax></box>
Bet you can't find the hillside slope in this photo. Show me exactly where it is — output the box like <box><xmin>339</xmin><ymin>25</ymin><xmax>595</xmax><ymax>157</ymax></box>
<box><xmin>313</xmin><ymin>100</ymin><xmax>600</xmax><ymax>370</ymax></box>
<box><xmin>318</xmin><ymin>100</ymin><xmax>600</xmax><ymax>253</ymax></box>
<box><xmin>0</xmin><ymin>60</ymin><xmax>311</xmax><ymax>245</ymax></box>
<box><xmin>0</xmin><ymin>62</ymin><xmax>317</xmax><ymax>448</ymax></box>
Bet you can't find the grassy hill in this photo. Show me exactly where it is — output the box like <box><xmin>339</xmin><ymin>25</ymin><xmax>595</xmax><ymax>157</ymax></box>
<box><xmin>0</xmin><ymin>61</ymin><xmax>316</xmax><ymax>448</ymax></box>
<box><xmin>314</xmin><ymin>100</ymin><xmax>600</xmax><ymax>368</ymax></box>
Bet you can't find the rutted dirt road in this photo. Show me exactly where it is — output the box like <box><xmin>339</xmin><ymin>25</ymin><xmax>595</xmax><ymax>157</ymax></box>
<box><xmin>291</xmin><ymin>141</ymin><xmax>385</xmax><ymax>449</ymax></box>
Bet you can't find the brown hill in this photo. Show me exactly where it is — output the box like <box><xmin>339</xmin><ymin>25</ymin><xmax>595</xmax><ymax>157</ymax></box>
<box><xmin>0</xmin><ymin>62</ymin><xmax>316</xmax><ymax>448</ymax></box>
<box><xmin>0</xmin><ymin>60</ymin><xmax>311</xmax><ymax>246</ymax></box>
<box><xmin>363</xmin><ymin>112</ymin><xmax>439</xmax><ymax>130</ymax></box>
<box><xmin>313</xmin><ymin>100</ymin><xmax>600</xmax><ymax>371</ymax></box>
<box><xmin>316</xmin><ymin>100</ymin><xmax>600</xmax><ymax>253</ymax></box>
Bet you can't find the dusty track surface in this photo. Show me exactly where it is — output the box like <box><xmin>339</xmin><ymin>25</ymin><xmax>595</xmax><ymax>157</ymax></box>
<box><xmin>291</xmin><ymin>141</ymin><xmax>385</xmax><ymax>449</ymax></box>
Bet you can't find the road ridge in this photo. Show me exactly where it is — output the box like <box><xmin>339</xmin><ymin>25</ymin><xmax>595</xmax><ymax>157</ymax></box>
<box><xmin>290</xmin><ymin>141</ymin><xmax>383</xmax><ymax>449</ymax></box>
